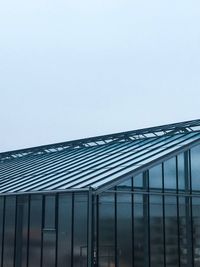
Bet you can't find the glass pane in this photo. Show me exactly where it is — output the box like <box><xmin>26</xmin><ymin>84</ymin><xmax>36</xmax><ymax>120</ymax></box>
<box><xmin>15</xmin><ymin>195</ymin><xmax>29</xmax><ymax>267</ymax></box>
<box><xmin>117</xmin><ymin>178</ymin><xmax>132</xmax><ymax>191</ymax></box>
<box><xmin>134</xmin><ymin>194</ymin><xmax>147</xmax><ymax>267</ymax></box>
<box><xmin>28</xmin><ymin>195</ymin><xmax>42</xmax><ymax>267</ymax></box>
<box><xmin>165</xmin><ymin>196</ymin><xmax>179</xmax><ymax>267</ymax></box>
<box><xmin>57</xmin><ymin>194</ymin><xmax>72</xmax><ymax>267</ymax></box>
<box><xmin>73</xmin><ymin>193</ymin><xmax>88</xmax><ymax>267</ymax></box>
<box><xmin>98</xmin><ymin>193</ymin><xmax>115</xmax><ymax>267</ymax></box>
<box><xmin>133</xmin><ymin>173</ymin><xmax>143</xmax><ymax>189</ymax></box>
<box><xmin>0</xmin><ymin>197</ymin><xmax>4</xmax><ymax>266</ymax></box>
<box><xmin>43</xmin><ymin>195</ymin><xmax>56</xmax><ymax>267</ymax></box>
<box><xmin>117</xmin><ymin>193</ymin><xmax>132</xmax><ymax>267</ymax></box>
<box><xmin>192</xmin><ymin>197</ymin><xmax>200</xmax><ymax>267</ymax></box>
<box><xmin>164</xmin><ymin>157</ymin><xmax>177</xmax><ymax>191</ymax></box>
<box><xmin>149</xmin><ymin>164</ymin><xmax>162</xmax><ymax>190</ymax></box>
<box><xmin>177</xmin><ymin>153</ymin><xmax>185</xmax><ymax>191</ymax></box>
<box><xmin>149</xmin><ymin>195</ymin><xmax>164</xmax><ymax>267</ymax></box>
<box><xmin>3</xmin><ymin>196</ymin><xmax>16</xmax><ymax>267</ymax></box>
<box><xmin>191</xmin><ymin>145</ymin><xmax>200</xmax><ymax>191</ymax></box>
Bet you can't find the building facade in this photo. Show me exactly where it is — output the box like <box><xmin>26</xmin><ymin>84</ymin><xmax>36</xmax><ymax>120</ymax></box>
<box><xmin>0</xmin><ymin>119</ymin><xmax>200</xmax><ymax>267</ymax></box>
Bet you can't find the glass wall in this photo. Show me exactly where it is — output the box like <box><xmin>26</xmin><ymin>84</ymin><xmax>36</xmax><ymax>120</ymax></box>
<box><xmin>0</xmin><ymin>192</ymin><xmax>89</xmax><ymax>267</ymax></box>
<box><xmin>97</xmin><ymin>144</ymin><xmax>200</xmax><ymax>267</ymax></box>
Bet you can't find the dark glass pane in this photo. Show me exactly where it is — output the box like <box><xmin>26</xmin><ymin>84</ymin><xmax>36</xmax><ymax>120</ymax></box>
<box><xmin>44</xmin><ymin>195</ymin><xmax>55</xmax><ymax>229</ymax></box>
<box><xmin>28</xmin><ymin>195</ymin><xmax>42</xmax><ymax>267</ymax></box>
<box><xmin>192</xmin><ymin>197</ymin><xmax>200</xmax><ymax>267</ymax></box>
<box><xmin>179</xmin><ymin>197</ymin><xmax>190</xmax><ymax>267</ymax></box>
<box><xmin>164</xmin><ymin>157</ymin><xmax>177</xmax><ymax>191</ymax></box>
<box><xmin>191</xmin><ymin>145</ymin><xmax>200</xmax><ymax>191</ymax></box>
<box><xmin>149</xmin><ymin>195</ymin><xmax>164</xmax><ymax>267</ymax></box>
<box><xmin>133</xmin><ymin>173</ymin><xmax>143</xmax><ymax>189</ymax></box>
<box><xmin>3</xmin><ymin>196</ymin><xmax>16</xmax><ymax>267</ymax></box>
<box><xmin>117</xmin><ymin>194</ymin><xmax>132</xmax><ymax>267</ymax></box>
<box><xmin>134</xmin><ymin>194</ymin><xmax>147</xmax><ymax>267</ymax></box>
<box><xmin>165</xmin><ymin>196</ymin><xmax>179</xmax><ymax>267</ymax></box>
<box><xmin>98</xmin><ymin>193</ymin><xmax>115</xmax><ymax>267</ymax></box>
<box><xmin>149</xmin><ymin>164</ymin><xmax>162</xmax><ymax>190</ymax></box>
<box><xmin>57</xmin><ymin>194</ymin><xmax>72</xmax><ymax>267</ymax></box>
<box><xmin>0</xmin><ymin>197</ymin><xmax>4</xmax><ymax>266</ymax></box>
<box><xmin>73</xmin><ymin>193</ymin><xmax>88</xmax><ymax>267</ymax></box>
<box><xmin>15</xmin><ymin>195</ymin><xmax>29</xmax><ymax>267</ymax></box>
<box><xmin>43</xmin><ymin>195</ymin><xmax>56</xmax><ymax>267</ymax></box>
<box><xmin>117</xmin><ymin>178</ymin><xmax>132</xmax><ymax>191</ymax></box>
<box><xmin>178</xmin><ymin>153</ymin><xmax>185</xmax><ymax>191</ymax></box>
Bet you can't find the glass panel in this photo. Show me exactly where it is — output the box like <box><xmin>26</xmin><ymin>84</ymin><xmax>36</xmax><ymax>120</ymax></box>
<box><xmin>15</xmin><ymin>195</ymin><xmax>29</xmax><ymax>267</ymax></box>
<box><xmin>73</xmin><ymin>193</ymin><xmax>88</xmax><ymax>267</ymax></box>
<box><xmin>117</xmin><ymin>193</ymin><xmax>132</xmax><ymax>267</ymax></box>
<box><xmin>177</xmin><ymin>153</ymin><xmax>185</xmax><ymax>191</ymax></box>
<box><xmin>134</xmin><ymin>194</ymin><xmax>146</xmax><ymax>267</ymax></box>
<box><xmin>43</xmin><ymin>195</ymin><xmax>56</xmax><ymax>267</ymax></box>
<box><xmin>117</xmin><ymin>178</ymin><xmax>132</xmax><ymax>191</ymax></box>
<box><xmin>165</xmin><ymin>196</ymin><xmax>179</xmax><ymax>267</ymax></box>
<box><xmin>98</xmin><ymin>193</ymin><xmax>115</xmax><ymax>267</ymax></box>
<box><xmin>0</xmin><ymin>197</ymin><xmax>4</xmax><ymax>266</ymax></box>
<box><xmin>191</xmin><ymin>145</ymin><xmax>200</xmax><ymax>191</ymax></box>
<box><xmin>133</xmin><ymin>173</ymin><xmax>143</xmax><ymax>189</ymax></box>
<box><xmin>179</xmin><ymin>197</ymin><xmax>190</xmax><ymax>267</ymax></box>
<box><xmin>149</xmin><ymin>164</ymin><xmax>162</xmax><ymax>190</ymax></box>
<box><xmin>28</xmin><ymin>195</ymin><xmax>42</xmax><ymax>267</ymax></box>
<box><xmin>192</xmin><ymin>197</ymin><xmax>200</xmax><ymax>267</ymax></box>
<box><xmin>149</xmin><ymin>195</ymin><xmax>164</xmax><ymax>267</ymax></box>
<box><xmin>3</xmin><ymin>196</ymin><xmax>16</xmax><ymax>267</ymax></box>
<box><xmin>57</xmin><ymin>193</ymin><xmax>72</xmax><ymax>267</ymax></box>
<box><xmin>164</xmin><ymin>157</ymin><xmax>177</xmax><ymax>191</ymax></box>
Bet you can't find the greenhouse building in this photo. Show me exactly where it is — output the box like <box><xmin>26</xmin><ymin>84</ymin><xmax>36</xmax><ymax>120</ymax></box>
<box><xmin>1</xmin><ymin>119</ymin><xmax>200</xmax><ymax>267</ymax></box>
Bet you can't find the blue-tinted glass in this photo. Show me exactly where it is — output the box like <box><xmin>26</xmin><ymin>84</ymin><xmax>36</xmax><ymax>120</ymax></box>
<box><xmin>44</xmin><ymin>195</ymin><xmax>55</xmax><ymax>229</ymax></box>
<box><xmin>164</xmin><ymin>157</ymin><xmax>177</xmax><ymax>191</ymax></box>
<box><xmin>191</xmin><ymin>145</ymin><xmax>200</xmax><ymax>191</ymax></box>
<box><xmin>117</xmin><ymin>194</ymin><xmax>132</xmax><ymax>267</ymax></box>
<box><xmin>73</xmin><ymin>194</ymin><xmax>88</xmax><ymax>267</ymax></box>
<box><xmin>178</xmin><ymin>153</ymin><xmax>185</xmax><ymax>191</ymax></box>
<box><xmin>149</xmin><ymin>195</ymin><xmax>164</xmax><ymax>267</ymax></box>
<box><xmin>133</xmin><ymin>173</ymin><xmax>143</xmax><ymax>189</ymax></box>
<box><xmin>0</xmin><ymin>197</ymin><xmax>4</xmax><ymax>266</ymax></box>
<box><xmin>3</xmin><ymin>196</ymin><xmax>16</xmax><ymax>267</ymax></box>
<box><xmin>134</xmin><ymin>194</ymin><xmax>146</xmax><ymax>267</ymax></box>
<box><xmin>149</xmin><ymin>164</ymin><xmax>162</xmax><ymax>190</ymax></box>
<box><xmin>98</xmin><ymin>193</ymin><xmax>115</xmax><ymax>267</ymax></box>
<box><xmin>117</xmin><ymin>178</ymin><xmax>132</xmax><ymax>191</ymax></box>
<box><xmin>165</xmin><ymin>196</ymin><xmax>179</xmax><ymax>267</ymax></box>
<box><xmin>28</xmin><ymin>195</ymin><xmax>42</xmax><ymax>267</ymax></box>
<box><xmin>192</xmin><ymin>197</ymin><xmax>200</xmax><ymax>267</ymax></box>
<box><xmin>57</xmin><ymin>194</ymin><xmax>72</xmax><ymax>267</ymax></box>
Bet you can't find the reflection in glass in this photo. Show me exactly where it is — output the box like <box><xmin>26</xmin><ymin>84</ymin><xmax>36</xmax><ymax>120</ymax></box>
<box><xmin>57</xmin><ymin>194</ymin><xmax>72</xmax><ymax>267</ymax></box>
<box><xmin>133</xmin><ymin>174</ymin><xmax>143</xmax><ymax>189</ymax></box>
<box><xmin>192</xmin><ymin>197</ymin><xmax>200</xmax><ymax>267</ymax></box>
<box><xmin>28</xmin><ymin>195</ymin><xmax>42</xmax><ymax>267</ymax></box>
<box><xmin>165</xmin><ymin>196</ymin><xmax>179</xmax><ymax>267</ymax></box>
<box><xmin>117</xmin><ymin>194</ymin><xmax>132</xmax><ymax>267</ymax></box>
<box><xmin>99</xmin><ymin>193</ymin><xmax>115</xmax><ymax>267</ymax></box>
<box><xmin>149</xmin><ymin>195</ymin><xmax>164</xmax><ymax>267</ymax></box>
<box><xmin>74</xmin><ymin>194</ymin><xmax>88</xmax><ymax>267</ymax></box>
<box><xmin>191</xmin><ymin>145</ymin><xmax>200</xmax><ymax>191</ymax></box>
<box><xmin>117</xmin><ymin>178</ymin><xmax>132</xmax><ymax>191</ymax></box>
<box><xmin>149</xmin><ymin>164</ymin><xmax>162</xmax><ymax>190</ymax></box>
<box><xmin>164</xmin><ymin>158</ymin><xmax>177</xmax><ymax>191</ymax></box>
<box><xmin>177</xmin><ymin>154</ymin><xmax>185</xmax><ymax>191</ymax></box>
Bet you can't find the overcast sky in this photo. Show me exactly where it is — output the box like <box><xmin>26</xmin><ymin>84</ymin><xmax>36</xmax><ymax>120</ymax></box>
<box><xmin>0</xmin><ymin>0</ymin><xmax>200</xmax><ymax>152</ymax></box>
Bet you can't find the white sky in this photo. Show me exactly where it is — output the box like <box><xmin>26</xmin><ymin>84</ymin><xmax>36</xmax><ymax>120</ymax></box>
<box><xmin>0</xmin><ymin>0</ymin><xmax>200</xmax><ymax>152</ymax></box>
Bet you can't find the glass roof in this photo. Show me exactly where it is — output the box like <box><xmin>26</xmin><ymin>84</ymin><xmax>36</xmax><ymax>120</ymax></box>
<box><xmin>0</xmin><ymin>119</ymin><xmax>200</xmax><ymax>193</ymax></box>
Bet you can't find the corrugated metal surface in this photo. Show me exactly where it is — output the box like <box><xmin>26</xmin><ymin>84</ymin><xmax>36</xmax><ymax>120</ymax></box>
<box><xmin>0</xmin><ymin>130</ymin><xmax>200</xmax><ymax>193</ymax></box>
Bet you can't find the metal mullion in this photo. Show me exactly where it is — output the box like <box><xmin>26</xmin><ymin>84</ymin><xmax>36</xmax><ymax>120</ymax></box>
<box><xmin>71</xmin><ymin>193</ymin><xmax>74</xmax><ymax>267</ymax></box>
<box><xmin>162</xmin><ymin>163</ymin><xmax>166</xmax><ymax>267</ymax></box>
<box><xmin>26</xmin><ymin>195</ymin><xmax>30</xmax><ymax>267</ymax></box>
<box><xmin>40</xmin><ymin>195</ymin><xmax>45</xmax><ymax>267</ymax></box>
<box><xmin>84</xmin><ymin>133</ymin><xmax>200</xmax><ymax>189</ymax></box>
<box><xmin>176</xmin><ymin>156</ymin><xmax>181</xmax><ymax>267</ymax></box>
<box><xmin>114</xmin><ymin>188</ymin><xmax>118</xmax><ymax>267</ymax></box>
<box><xmin>96</xmin><ymin>195</ymin><xmax>99</xmax><ymax>267</ymax></box>
<box><xmin>55</xmin><ymin>194</ymin><xmax>58</xmax><ymax>267</ymax></box>
<box><xmin>0</xmin><ymin>197</ymin><xmax>5</xmax><ymax>267</ymax></box>
<box><xmin>131</xmin><ymin>178</ymin><xmax>134</xmax><ymax>267</ymax></box>
<box><xmin>13</xmin><ymin>196</ymin><xmax>18</xmax><ymax>267</ymax></box>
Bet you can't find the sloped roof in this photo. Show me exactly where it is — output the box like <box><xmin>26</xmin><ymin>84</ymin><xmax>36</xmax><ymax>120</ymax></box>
<box><xmin>1</xmin><ymin>119</ymin><xmax>200</xmax><ymax>194</ymax></box>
